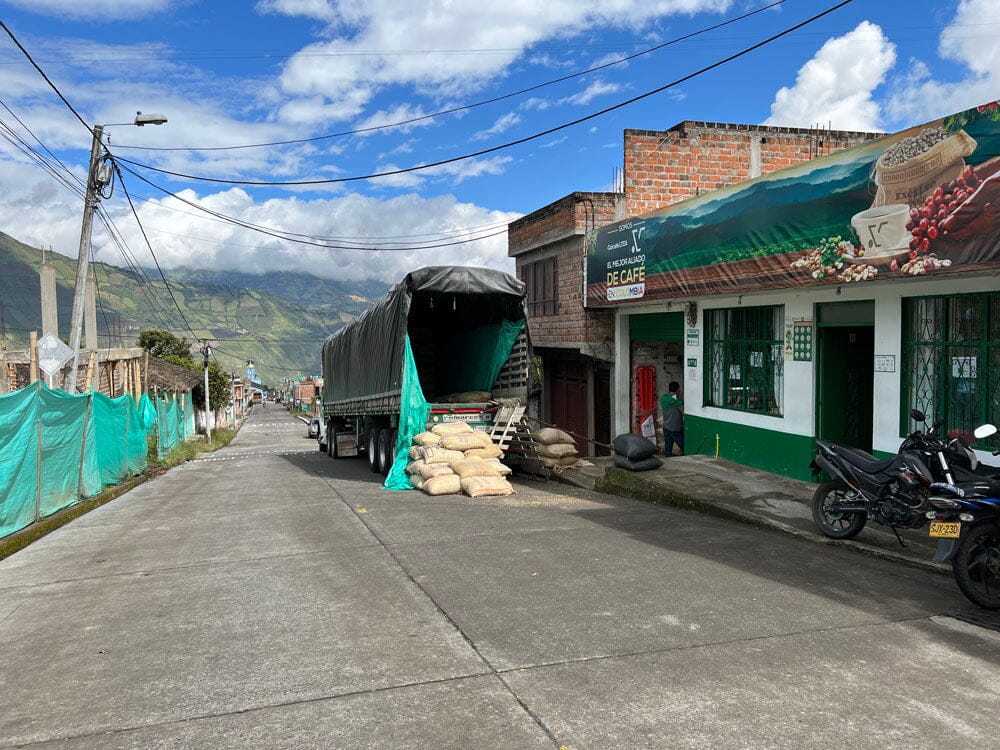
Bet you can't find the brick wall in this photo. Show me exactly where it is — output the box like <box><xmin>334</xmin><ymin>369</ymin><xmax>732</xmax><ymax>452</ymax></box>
<box><xmin>624</xmin><ymin>121</ymin><xmax>883</xmax><ymax>216</ymax></box>
<box><xmin>509</xmin><ymin>192</ymin><xmax>620</xmax><ymax>354</ymax></box>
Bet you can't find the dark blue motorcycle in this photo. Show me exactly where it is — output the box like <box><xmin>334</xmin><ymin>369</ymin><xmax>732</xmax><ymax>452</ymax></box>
<box><xmin>928</xmin><ymin>424</ymin><xmax>1000</xmax><ymax>609</ymax></box>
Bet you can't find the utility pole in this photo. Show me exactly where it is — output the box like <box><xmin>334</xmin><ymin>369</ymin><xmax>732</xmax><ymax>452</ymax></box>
<box><xmin>64</xmin><ymin>125</ymin><xmax>105</xmax><ymax>392</ymax></box>
<box><xmin>201</xmin><ymin>343</ymin><xmax>212</xmax><ymax>442</ymax></box>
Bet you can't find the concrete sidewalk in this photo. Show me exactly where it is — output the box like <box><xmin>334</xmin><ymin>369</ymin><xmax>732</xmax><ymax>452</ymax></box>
<box><xmin>552</xmin><ymin>453</ymin><xmax>948</xmax><ymax>573</ymax></box>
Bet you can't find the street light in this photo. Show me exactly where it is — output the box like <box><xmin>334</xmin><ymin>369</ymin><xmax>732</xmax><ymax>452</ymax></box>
<box><xmin>64</xmin><ymin>112</ymin><xmax>168</xmax><ymax>392</ymax></box>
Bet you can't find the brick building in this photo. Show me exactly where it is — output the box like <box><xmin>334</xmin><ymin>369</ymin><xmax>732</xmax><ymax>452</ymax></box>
<box><xmin>509</xmin><ymin>120</ymin><xmax>882</xmax><ymax>455</ymax></box>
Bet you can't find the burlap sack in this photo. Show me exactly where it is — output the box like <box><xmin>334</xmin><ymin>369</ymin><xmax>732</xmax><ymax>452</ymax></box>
<box><xmin>452</xmin><ymin>459</ymin><xmax>502</xmax><ymax>479</ymax></box>
<box><xmin>873</xmin><ymin>130</ymin><xmax>977</xmax><ymax>207</ymax></box>
<box><xmin>408</xmin><ymin>445</ymin><xmax>425</xmax><ymax>461</ymax></box>
<box><xmin>440</xmin><ymin>432</ymin><xmax>493</xmax><ymax>451</ymax></box>
<box><xmin>532</xmin><ymin>427</ymin><xmax>575</xmax><ymax>445</ymax></box>
<box><xmin>461</xmin><ymin>476</ymin><xmax>515</xmax><ymax>497</ymax></box>
<box><xmin>541</xmin><ymin>455</ymin><xmax>579</xmax><ymax>468</ymax></box>
<box><xmin>483</xmin><ymin>458</ymin><xmax>512</xmax><ymax>476</ymax></box>
<box><xmin>412</xmin><ymin>431</ymin><xmax>441</xmax><ymax>447</ymax></box>
<box><xmin>423</xmin><ymin>474</ymin><xmax>462</xmax><ymax>496</ymax></box>
<box><xmin>405</xmin><ymin>459</ymin><xmax>425</xmax><ymax>475</ymax></box>
<box><xmin>417</xmin><ymin>462</ymin><xmax>455</xmax><ymax>480</ymax></box>
<box><xmin>421</xmin><ymin>446</ymin><xmax>466</xmax><ymax>465</ymax></box>
<box><xmin>431</xmin><ymin>421</ymin><xmax>474</xmax><ymax>436</ymax></box>
<box><xmin>536</xmin><ymin>442</ymin><xmax>578</xmax><ymax>459</ymax></box>
<box><xmin>464</xmin><ymin>444</ymin><xmax>503</xmax><ymax>460</ymax></box>
<box><xmin>409</xmin><ymin>476</ymin><xmax>424</xmax><ymax>491</ymax></box>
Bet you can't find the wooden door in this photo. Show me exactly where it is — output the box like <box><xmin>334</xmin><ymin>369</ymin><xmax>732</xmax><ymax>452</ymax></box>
<box><xmin>549</xmin><ymin>357</ymin><xmax>589</xmax><ymax>455</ymax></box>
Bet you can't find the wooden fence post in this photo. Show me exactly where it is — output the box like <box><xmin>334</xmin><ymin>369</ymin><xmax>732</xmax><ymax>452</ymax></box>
<box><xmin>77</xmin><ymin>392</ymin><xmax>93</xmax><ymax>499</ymax></box>
<box><xmin>29</xmin><ymin>331</ymin><xmax>38</xmax><ymax>383</ymax></box>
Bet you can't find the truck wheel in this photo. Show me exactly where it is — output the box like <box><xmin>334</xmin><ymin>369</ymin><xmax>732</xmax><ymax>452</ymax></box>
<box><xmin>326</xmin><ymin>420</ymin><xmax>334</xmax><ymax>457</ymax></box>
<box><xmin>377</xmin><ymin>429</ymin><xmax>392</xmax><ymax>476</ymax></box>
<box><xmin>368</xmin><ymin>429</ymin><xmax>381</xmax><ymax>473</ymax></box>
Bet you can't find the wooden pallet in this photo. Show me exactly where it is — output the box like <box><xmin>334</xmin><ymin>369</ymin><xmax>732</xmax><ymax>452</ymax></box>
<box><xmin>490</xmin><ymin>402</ymin><xmax>549</xmax><ymax>477</ymax></box>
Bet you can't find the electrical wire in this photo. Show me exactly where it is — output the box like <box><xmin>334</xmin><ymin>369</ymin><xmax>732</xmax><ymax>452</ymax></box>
<box><xmin>114</xmin><ymin>0</ymin><xmax>855</xmax><ymax>187</ymax></box>
<box><xmin>115</xmin><ymin>158</ymin><xmax>509</xmax><ymax>252</ymax></box>
<box><xmin>110</xmin><ymin>160</ymin><xmax>201</xmax><ymax>341</ymax></box>
<box><xmin>110</xmin><ymin>0</ymin><xmax>788</xmax><ymax>153</ymax></box>
<box><xmin>0</xmin><ymin>20</ymin><xmax>91</xmax><ymax>133</ymax></box>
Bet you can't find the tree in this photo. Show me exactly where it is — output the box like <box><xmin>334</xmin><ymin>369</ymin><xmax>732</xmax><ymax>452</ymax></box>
<box><xmin>138</xmin><ymin>329</ymin><xmax>193</xmax><ymax>363</ymax></box>
<box><xmin>193</xmin><ymin>361</ymin><xmax>231</xmax><ymax>414</ymax></box>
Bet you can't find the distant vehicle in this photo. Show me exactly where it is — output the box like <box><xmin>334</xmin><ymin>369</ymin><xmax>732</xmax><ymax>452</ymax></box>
<box><xmin>316</xmin><ymin>419</ymin><xmax>327</xmax><ymax>452</ymax></box>
<box><xmin>308</xmin><ymin>417</ymin><xmax>321</xmax><ymax>439</ymax></box>
<box><xmin>320</xmin><ymin>266</ymin><xmax>529</xmax><ymax>476</ymax></box>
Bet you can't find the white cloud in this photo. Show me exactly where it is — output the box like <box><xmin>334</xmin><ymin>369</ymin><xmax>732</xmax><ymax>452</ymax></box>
<box><xmin>276</xmin><ymin>0</ymin><xmax>733</xmax><ymax>126</ymax></box>
<box><xmin>560</xmin><ymin>80</ymin><xmax>622</xmax><ymax>106</ymax></box>
<box><xmin>765</xmin><ymin>21</ymin><xmax>896</xmax><ymax>131</ymax></box>
<box><xmin>354</xmin><ymin>104</ymin><xmax>433</xmax><ymax>135</ymax></box>
<box><xmin>256</xmin><ymin>0</ymin><xmax>337</xmax><ymax>21</ymax></box>
<box><xmin>2</xmin><ymin>0</ymin><xmax>173</xmax><ymax>19</ymax></box>
<box><xmin>471</xmin><ymin>113</ymin><xmax>521</xmax><ymax>141</ymax></box>
<box><xmin>0</xmin><ymin>155</ymin><xmax>520</xmax><ymax>282</ymax></box>
<box><xmin>887</xmin><ymin>0</ymin><xmax>1000</xmax><ymax>124</ymax></box>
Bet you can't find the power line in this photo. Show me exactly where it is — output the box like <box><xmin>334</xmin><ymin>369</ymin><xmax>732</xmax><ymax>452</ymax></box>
<box><xmin>110</xmin><ymin>160</ymin><xmax>201</xmax><ymax>341</ymax></box>
<box><xmin>115</xmin><ymin>159</ymin><xmax>510</xmax><ymax>252</ymax></box>
<box><xmin>114</xmin><ymin>0</ymin><xmax>856</xmax><ymax>187</ymax></box>
<box><xmin>0</xmin><ymin>20</ymin><xmax>91</xmax><ymax>132</ymax></box>
<box><xmin>110</xmin><ymin>0</ymin><xmax>788</xmax><ymax>153</ymax></box>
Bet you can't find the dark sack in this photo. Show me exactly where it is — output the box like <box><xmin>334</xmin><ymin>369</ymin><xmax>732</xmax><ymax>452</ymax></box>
<box><xmin>612</xmin><ymin>433</ymin><xmax>658</xmax><ymax>461</ymax></box>
<box><xmin>613</xmin><ymin>454</ymin><xmax>663</xmax><ymax>472</ymax></box>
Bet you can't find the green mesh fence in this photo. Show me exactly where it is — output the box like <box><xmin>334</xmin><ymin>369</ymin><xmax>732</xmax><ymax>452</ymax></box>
<box><xmin>155</xmin><ymin>393</ymin><xmax>188</xmax><ymax>460</ymax></box>
<box><xmin>0</xmin><ymin>382</ymin><xmax>153</xmax><ymax>540</ymax></box>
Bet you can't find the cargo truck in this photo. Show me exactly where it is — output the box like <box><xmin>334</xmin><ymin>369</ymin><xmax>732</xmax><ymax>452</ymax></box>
<box><xmin>320</xmin><ymin>266</ymin><xmax>530</xmax><ymax>478</ymax></box>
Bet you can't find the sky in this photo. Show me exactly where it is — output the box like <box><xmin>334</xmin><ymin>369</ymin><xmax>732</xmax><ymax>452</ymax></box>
<box><xmin>0</xmin><ymin>0</ymin><xmax>998</xmax><ymax>289</ymax></box>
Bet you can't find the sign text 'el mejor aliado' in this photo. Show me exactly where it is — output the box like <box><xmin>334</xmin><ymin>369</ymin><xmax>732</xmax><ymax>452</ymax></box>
<box><xmin>586</xmin><ymin>100</ymin><xmax>1000</xmax><ymax>306</ymax></box>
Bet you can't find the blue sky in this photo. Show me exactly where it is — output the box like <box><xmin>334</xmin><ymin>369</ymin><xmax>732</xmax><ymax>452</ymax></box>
<box><xmin>0</xmin><ymin>0</ymin><xmax>997</xmax><ymax>283</ymax></box>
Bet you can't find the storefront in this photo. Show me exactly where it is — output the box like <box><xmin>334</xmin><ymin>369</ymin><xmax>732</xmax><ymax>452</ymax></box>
<box><xmin>589</xmin><ymin>102</ymin><xmax>1000</xmax><ymax>480</ymax></box>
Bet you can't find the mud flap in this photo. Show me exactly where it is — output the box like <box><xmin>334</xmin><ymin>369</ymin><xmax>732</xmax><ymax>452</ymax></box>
<box><xmin>933</xmin><ymin>538</ymin><xmax>959</xmax><ymax>563</ymax></box>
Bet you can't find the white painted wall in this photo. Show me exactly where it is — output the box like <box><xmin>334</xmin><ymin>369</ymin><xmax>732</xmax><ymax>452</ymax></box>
<box><xmin>613</xmin><ymin>272</ymin><xmax>1000</xmax><ymax>460</ymax></box>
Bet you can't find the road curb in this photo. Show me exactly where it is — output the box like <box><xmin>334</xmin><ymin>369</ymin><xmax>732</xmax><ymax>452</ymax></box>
<box><xmin>585</xmin><ymin>467</ymin><xmax>950</xmax><ymax>576</ymax></box>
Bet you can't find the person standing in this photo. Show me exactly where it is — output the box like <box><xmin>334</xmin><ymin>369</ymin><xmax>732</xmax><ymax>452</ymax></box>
<box><xmin>660</xmin><ymin>381</ymin><xmax>684</xmax><ymax>457</ymax></box>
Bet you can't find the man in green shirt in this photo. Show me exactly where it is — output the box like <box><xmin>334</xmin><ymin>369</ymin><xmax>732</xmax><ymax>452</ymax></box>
<box><xmin>660</xmin><ymin>381</ymin><xmax>684</xmax><ymax>457</ymax></box>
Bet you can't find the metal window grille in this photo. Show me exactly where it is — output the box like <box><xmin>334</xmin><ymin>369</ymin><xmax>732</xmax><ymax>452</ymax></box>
<box><xmin>704</xmin><ymin>305</ymin><xmax>784</xmax><ymax>416</ymax></box>
<box><xmin>901</xmin><ymin>292</ymin><xmax>999</xmax><ymax>446</ymax></box>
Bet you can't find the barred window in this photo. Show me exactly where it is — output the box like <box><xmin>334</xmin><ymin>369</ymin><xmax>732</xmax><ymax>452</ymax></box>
<box><xmin>901</xmin><ymin>292</ymin><xmax>1000</xmax><ymax>446</ymax></box>
<box><xmin>524</xmin><ymin>257</ymin><xmax>558</xmax><ymax>317</ymax></box>
<box><xmin>704</xmin><ymin>306</ymin><xmax>784</xmax><ymax>417</ymax></box>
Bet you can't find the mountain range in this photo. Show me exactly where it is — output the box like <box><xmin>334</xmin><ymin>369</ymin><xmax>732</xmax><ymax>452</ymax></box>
<box><xmin>0</xmin><ymin>231</ymin><xmax>385</xmax><ymax>384</ymax></box>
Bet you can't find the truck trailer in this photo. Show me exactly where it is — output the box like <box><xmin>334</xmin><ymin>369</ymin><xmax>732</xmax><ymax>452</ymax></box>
<box><xmin>320</xmin><ymin>266</ymin><xmax>530</xmax><ymax>483</ymax></box>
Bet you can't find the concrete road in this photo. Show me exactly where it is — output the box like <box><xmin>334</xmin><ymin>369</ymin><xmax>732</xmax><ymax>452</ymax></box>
<box><xmin>2</xmin><ymin>408</ymin><xmax>999</xmax><ymax>749</ymax></box>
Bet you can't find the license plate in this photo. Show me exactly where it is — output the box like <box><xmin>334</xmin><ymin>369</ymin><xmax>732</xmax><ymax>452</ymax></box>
<box><xmin>929</xmin><ymin>522</ymin><xmax>961</xmax><ymax>539</ymax></box>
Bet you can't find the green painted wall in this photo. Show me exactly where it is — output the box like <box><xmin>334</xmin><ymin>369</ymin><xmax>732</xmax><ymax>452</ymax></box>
<box><xmin>686</xmin><ymin>414</ymin><xmax>816</xmax><ymax>481</ymax></box>
<box><xmin>629</xmin><ymin>311</ymin><xmax>683</xmax><ymax>343</ymax></box>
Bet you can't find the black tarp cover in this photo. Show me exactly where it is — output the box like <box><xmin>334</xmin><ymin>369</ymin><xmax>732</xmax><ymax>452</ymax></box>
<box><xmin>321</xmin><ymin>266</ymin><xmax>526</xmax><ymax>405</ymax></box>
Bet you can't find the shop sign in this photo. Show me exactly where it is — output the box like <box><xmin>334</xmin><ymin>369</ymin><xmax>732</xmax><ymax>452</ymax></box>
<box><xmin>685</xmin><ymin>328</ymin><xmax>700</xmax><ymax>348</ymax></box>
<box><xmin>586</xmin><ymin>100</ymin><xmax>1000</xmax><ymax>306</ymax></box>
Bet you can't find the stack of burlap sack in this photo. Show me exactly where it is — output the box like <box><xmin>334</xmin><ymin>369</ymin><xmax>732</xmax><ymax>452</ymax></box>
<box><xmin>405</xmin><ymin>421</ymin><xmax>514</xmax><ymax>497</ymax></box>
<box><xmin>612</xmin><ymin>433</ymin><xmax>663</xmax><ymax>471</ymax></box>
<box><xmin>531</xmin><ymin>427</ymin><xmax>579</xmax><ymax>470</ymax></box>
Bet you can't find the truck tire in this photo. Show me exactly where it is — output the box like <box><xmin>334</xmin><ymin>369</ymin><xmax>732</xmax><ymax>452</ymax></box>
<box><xmin>368</xmin><ymin>429</ymin><xmax>381</xmax><ymax>473</ymax></box>
<box><xmin>377</xmin><ymin>429</ymin><xmax>392</xmax><ymax>476</ymax></box>
<box><xmin>326</xmin><ymin>419</ymin><xmax>334</xmax><ymax>457</ymax></box>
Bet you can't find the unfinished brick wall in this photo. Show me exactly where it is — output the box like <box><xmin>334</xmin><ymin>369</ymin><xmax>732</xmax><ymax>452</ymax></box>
<box><xmin>509</xmin><ymin>192</ymin><xmax>620</xmax><ymax>353</ymax></box>
<box><xmin>624</xmin><ymin>122</ymin><xmax>883</xmax><ymax>216</ymax></box>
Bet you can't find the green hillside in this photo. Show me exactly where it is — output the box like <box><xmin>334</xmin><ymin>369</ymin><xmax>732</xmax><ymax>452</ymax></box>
<box><xmin>0</xmin><ymin>231</ymin><xmax>367</xmax><ymax>384</ymax></box>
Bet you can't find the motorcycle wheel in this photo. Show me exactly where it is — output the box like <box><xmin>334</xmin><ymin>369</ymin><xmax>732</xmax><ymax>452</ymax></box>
<box><xmin>811</xmin><ymin>480</ymin><xmax>867</xmax><ymax>539</ymax></box>
<box><xmin>952</xmin><ymin>523</ymin><xmax>1000</xmax><ymax>610</ymax></box>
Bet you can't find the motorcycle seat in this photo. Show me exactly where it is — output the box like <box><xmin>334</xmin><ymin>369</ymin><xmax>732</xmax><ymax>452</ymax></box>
<box><xmin>958</xmin><ymin>478</ymin><xmax>1000</xmax><ymax>499</ymax></box>
<box><xmin>835</xmin><ymin>446</ymin><xmax>898</xmax><ymax>475</ymax></box>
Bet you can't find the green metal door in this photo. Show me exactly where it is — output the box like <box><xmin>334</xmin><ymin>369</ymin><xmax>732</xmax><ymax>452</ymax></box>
<box><xmin>817</xmin><ymin>326</ymin><xmax>875</xmax><ymax>452</ymax></box>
